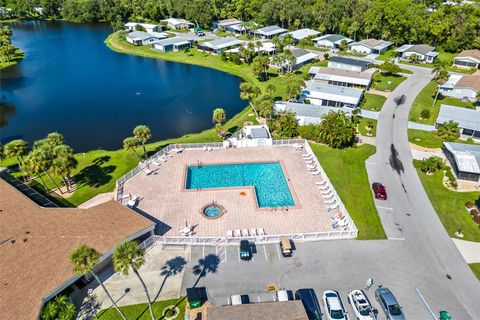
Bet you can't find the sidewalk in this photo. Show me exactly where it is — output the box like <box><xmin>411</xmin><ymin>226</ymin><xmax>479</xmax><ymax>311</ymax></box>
<box><xmin>452</xmin><ymin>238</ymin><xmax>480</xmax><ymax>263</ymax></box>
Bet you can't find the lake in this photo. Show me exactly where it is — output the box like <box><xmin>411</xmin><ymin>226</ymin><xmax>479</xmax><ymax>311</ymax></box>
<box><xmin>0</xmin><ymin>21</ymin><xmax>245</xmax><ymax>152</ymax></box>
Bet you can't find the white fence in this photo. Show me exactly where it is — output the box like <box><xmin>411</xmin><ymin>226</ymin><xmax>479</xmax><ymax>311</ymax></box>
<box><xmin>116</xmin><ymin>138</ymin><xmax>359</xmax><ymax>242</ymax></box>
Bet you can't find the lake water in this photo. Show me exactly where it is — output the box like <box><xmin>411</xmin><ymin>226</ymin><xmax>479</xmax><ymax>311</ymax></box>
<box><xmin>0</xmin><ymin>21</ymin><xmax>245</xmax><ymax>152</ymax></box>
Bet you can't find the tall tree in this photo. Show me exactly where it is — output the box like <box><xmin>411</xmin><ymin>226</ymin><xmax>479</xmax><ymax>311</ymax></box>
<box><xmin>113</xmin><ymin>241</ymin><xmax>155</xmax><ymax>320</ymax></box>
<box><xmin>431</xmin><ymin>62</ymin><xmax>449</xmax><ymax>107</ymax></box>
<box><xmin>69</xmin><ymin>245</ymin><xmax>127</xmax><ymax>320</ymax></box>
<box><xmin>4</xmin><ymin>139</ymin><xmax>28</xmax><ymax>181</ymax></box>
<box><xmin>123</xmin><ymin>136</ymin><xmax>142</xmax><ymax>160</ymax></box>
<box><xmin>133</xmin><ymin>125</ymin><xmax>152</xmax><ymax>159</ymax></box>
<box><xmin>212</xmin><ymin>108</ymin><xmax>227</xmax><ymax>132</ymax></box>
<box><xmin>52</xmin><ymin>144</ymin><xmax>78</xmax><ymax>193</ymax></box>
<box><xmin>318</xmin><ymin>111</ymin><xmax>357</xmax><ymax>148</ymax></box>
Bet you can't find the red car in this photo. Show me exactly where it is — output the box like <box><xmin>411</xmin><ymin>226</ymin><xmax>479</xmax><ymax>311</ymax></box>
<box><xmin>372</xmin><ymin>182</ymin><xmax>387</xmax><ymax>200</ymax></box>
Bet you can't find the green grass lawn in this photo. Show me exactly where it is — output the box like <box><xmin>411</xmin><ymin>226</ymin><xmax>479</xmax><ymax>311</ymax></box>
<box><xmin>358</xmin><ymin>118</ymin><xmax>377</xmax><ymax>137</ymax></box>
<box><xmin>371</xmin><ymin>73</ymin><xmax>406</xmax><ymax>92</ymax></box>
<box><xmin>375</xmin><ymin>49</ymin><xmax>397</xmax><ymax>61</ymax></box>
<box><xmin>470</xmin><ymin>263</ymin><xmax>480</xmax><ymax>280</ymax></box>
<box><xmin>414</xmin><ymin>160</ymin><xmax>480</xmax><ymax>242</ymax></box>
<box><xmin>409</xmin><ymin>81</ymin><xmax>476</xmax><ymax>125</ymax></box>
<box><xmin>311</xmin><ymin>143</ymin><xmax>386</xmax><ymax>240</ymax></box>
<box><xmin>337</xmin><ymin>50</ymin><xmax>367</xmax><ymax>58</ymax></box>
<box><xmin>96</xmin><ymin>297</ymin><xmax>185</xmax><ymax>320</ymax></box>
<box><xmin>0</xmin><ymin>48</ymin><xmax>24</xmax><ymax>70</ymax></box>
<box><xmin>361</xmin><ymin>93</ymin><xmax>386</xmax><ymax>111</ymax></box>
<box><xmin>408</xmin><ymin>129</ymin><xmax>444</xmax><ymax>148</ymax></box>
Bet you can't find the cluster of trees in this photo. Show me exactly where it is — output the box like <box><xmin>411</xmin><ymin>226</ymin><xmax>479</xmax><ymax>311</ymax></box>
<box><xmin>0</xmin><ymin>26</ymin><xmax>19</xmax><ymax>62</ymax></box>
<box><xmin>437</xmin><ymin>120</ymin><xmax>460</xmax><ymax>141</ymax></box>
<box><xmin>2</xmin><ymin>133</ymin><xmax>78</xmax><ymax>193</ymax></box>
<box><xmin>419</xmin><ymin>156</ymin><xmax>445</xmax><ymax>174</ymax></box>
<box><xmin>68</xmin><ymin>241</ymin><xmax>156</xmax><ymax>320</ymax></box>
<box><xmin>5</xmin><ymin>0</ymin><xmax>479</xmax><ymax>52</ymax></box>
<box><xmin>123</xmin><ymin>125</ymin><xmax>152</xmax><ymax>160</ymax></box>
<box><xmin>239</xmin><ymin>82</ymin><xmax>275</xmax><ymax>119</ymax></box>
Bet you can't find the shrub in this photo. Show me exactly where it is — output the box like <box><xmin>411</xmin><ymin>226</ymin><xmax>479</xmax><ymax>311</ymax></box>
<box><xmin>436</xmin><ymin>121</ymin><xmax>460</xmax><ymax>141</ymax></box>
<box><xmin>272</xmin><ymin>111</ymin><xmax>298</xmax><ymax>138</ymax></box>
<box><xmin>318</xmin><ymin>111</ymin><xmax>356</xmax><ymax>148</ymax></box>
<box><xmin>444</xmin><ymin>167</ymin><xmax>457</xmax><ymax>189</ymax></box>
<box><xmin>298</xmin><ymin>124</ymin><xmax>321</xmax><ymax>142</ymax></box>
<box><xmin>323</xmin><ymin>53</ymin><xmax>330</xmax><ymax>60</ymax></box>
<box><xmin>466</xmin><ymin>201</ymin><xmax>474</xmax><ymax>208</ymax></box>
<box><xmin>419</xmin><ymin>156</ymin><xmax>445</xmax><ymax>174</ymax></box>
<box><xmin>420</xmin><ymin>109</ymin><xmax>431</xmax><ymax>119</ymax></box>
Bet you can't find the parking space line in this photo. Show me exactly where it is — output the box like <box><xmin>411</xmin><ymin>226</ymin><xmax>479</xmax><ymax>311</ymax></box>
<box><xmin>263</xmin><ymin>245</ymin><xmax>268</xmax><ymax>262</ymax></box>
<box><xmin>276</xmin><ymin>244</ymin><xmax>281</xmax><ymax>260</ymax></box>
<box><xmin>238</xmin><ymin>247</ymin><xmax>241</xmax><ymax>262</ymax></box>
<box><xmin>376</xmin><ymin>206</ymin><xmax>393</xmax><ymax>210</ymax></box>
<box><xmin>202</xmin><ymin>245</ymin><xmax>205</xmax><ymax>259</ymax></box>
<box><xmin>388</xmin><ymin>237</ymin><xmax>405</xmax><ymax>241</ymax></box>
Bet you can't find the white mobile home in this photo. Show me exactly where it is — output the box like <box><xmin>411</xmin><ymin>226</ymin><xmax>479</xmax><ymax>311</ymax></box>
<box><xmin>274</xmin><ymin>101</ymin><xmax>352</xmax><ymax>125</ymax></box>
<box><xmin>439</xmin><ymin>74</ymin><xmax>480</xmax><ymax>102</ymax></box>
<box><xmin>255</xmin><ymin>25</ymin><xmax>288</xmax><ymax>39</ymax></box>
<box><xmin>309</xmin><ymin>67</ymin><xmax>374</xmax><ymax>89</ymax></box>
<box><xmin>197</xmin><ymin>37</ymin><xmax>244</xmax><ymax>54</ymax></box>
<box><xmin>396</xmin><ymin>44</ymin><xmax>438</xmax><ymax>63</ymax></box>
<box><xmin>286</xmin><ymin>28</ymin><xmax>321</xmax><ymax>42</ymax></box>
<box><xmin>437</xmin><ymin>104</ymin><xmax>480</xmax><ymax>139</ymax></box>
<box><xmin>162</xmin><ymin>18</ymin><xmax>194</xmax><ymax>29</ymax></box>
<box><xmin>349</xmin><ymin>38</ymin><xmax>393</xmax><ymax>54</ymax></box>
<box><xmin>312</xmin><ymin>34</ymin><xmax>352</xmax><ymax>48</ymax></box>
<box><xmin>153</xmin><ymin>37</ymin><xmax>194</xmax><ymax>52</ymax></box>
<box><xmin>124</xmin><ymin>22</ymin><xmax>162</xmax><ymax>33</ymax></box>
<box><xmin>126</xmin><ymin>31</ymin><xmax>164</xmax><ymax>46</ymax></box>
<box><xmin>302</xmin><ymin>81</ymin><xmax>364</xmax><ymax>108</ymax></box>
<box><xmin>327</xmin><ymin>56</ymin><xmax>372</xmax><ymax>72</ymax></box>
<box><xmin>453</xmin><ymin>50</ymin><xmax>480</xmax><ymax>69</ymax></box>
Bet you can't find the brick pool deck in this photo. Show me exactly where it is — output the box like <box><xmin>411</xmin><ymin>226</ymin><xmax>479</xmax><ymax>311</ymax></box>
<box><xmin>122</xmin><ymin>146</ymin><xmax>348</xmax><ymax>237</ymax></box>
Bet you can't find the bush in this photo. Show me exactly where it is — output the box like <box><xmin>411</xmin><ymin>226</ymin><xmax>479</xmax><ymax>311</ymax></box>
<box><xmin>272</xmin><ymin>111</ymin><xmax>298</xmax><ymax>138</ymax></box>
<box><xmin>317</xmin><ymin>111</ymin><xmax>356</xmax><ymax>148</ymax></box>
<box><xmin>436</xmin><ymin>121</ymin><xmax>460</xmax><ymax>141</ymax></box>
<box><xmin>466</xmin><ymin>201</ymin><xmax>474</xmax><ymax>208</ymax></box>
<box><xmin>420</xmin><ymin>109</ymin><xmax>431</xmax><ymax>119</ymax></box>
<box><xmin>420</xmin><ymin>156</ymin><xmax>445</xmax><ymax>174</ymax></box>
<box><xmin>445</xmin><ymin>167</ymin><xmax>457</xmax><ymax>189</ymax></box>
<box><xmin>298</xmin><ymin>124</ymin><xmax>321</xmax><ymax>141</ymax></box>
<box><xmin>323</xmin><ymin>53</ymin><xmax>330</xmax><ymax>60</ymax></box>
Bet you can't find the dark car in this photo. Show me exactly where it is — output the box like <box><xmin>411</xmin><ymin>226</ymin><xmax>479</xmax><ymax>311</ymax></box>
<box><xmin>239</xmin><ymin>240</ymin><xmax>252</xmax><ymax>260</ymax></box>
<box><xmin>372</xmin><ymin>182</ymin><xmax>387</xmax><ymax>200</ymax></box>
<box><xmin>295</xmin><ymin>288</ymin><xmax>322</xmax><ymax>320</ymax></box>
<box><xmin>375</xmin><ymin>287</ymin><xmax>405</xmax><ymax>320</ymax></box>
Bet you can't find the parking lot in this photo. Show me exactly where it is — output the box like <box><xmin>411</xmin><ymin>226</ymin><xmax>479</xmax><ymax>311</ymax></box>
<box><xmin>181</xmin><ymin>240</ymin><xmax>471</xmax><ymax>319</ymax></box>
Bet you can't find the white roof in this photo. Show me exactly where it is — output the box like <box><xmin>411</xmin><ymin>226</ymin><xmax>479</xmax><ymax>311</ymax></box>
<box><xmin>124</xmin><ymin>22</ymin><xmax>159</xmax><ymax>29</ymax></box>
<box><xmin>303</xmin><ymin>81</ymin><xmax>363</xmax><ymax>105</ymax></box>
<box><xmin>154</xmin><ymin>37</ymin><xmax>193</xmax><ymax>47</ymax></box>
<box><xmin>202</xmin><ymin>37</ymin><xmax>244</xmax><ymax>50</ymax></box>
<box><xmin>127</xmin><ymin>31</ymin><xmax>158</xmax><ymax>41</ymax></box>
<box><xmin>274</xmin><ymin>102</ymin><xmax>352</xmax><ymax>121</ymax></box>
<box><xmin>437</xmin><ymin>104</ymin><xmax>480</xmax><ymax>132</ymax></box>
<box><xmin>444</xmin><ymin>142</ymin><xmax>480</xmax><ymax>174</ymax></box>
<box><xmin>287</xmin><ymin>28</ymin><xmax>320</xmax><ymax>41</ymax></box>
<box><xmin>228</xmin><ymin>42</ymin><xmax>276</xmax><ymax>54</ymax></box>
<box><xmin>256</xmin><ymin>25</ymin><xmax>288</xmax><ymax>36</ymax></box>
<box><xmin>295</xmin><ymin>52</ymin><xmax>318</xmax><ymax>65</ymax></box>
<box><xmin>216</xmin><ymin>18</ymin><xmax>243</xmax><ymax>27</ymax></box>
<box><xmin>439</xmin><ymin>74</ymin><xmax>462</xmax><ymax>89</ymax></box>
<box><xmin>162</xmin><ymin>18</ymin><xmax>193</xmax><ymax>26</ymax></box>
<box><xmin>148</xmin><ymin>32</ymin><xmax>169</xmax><ymax>39</ymax></box>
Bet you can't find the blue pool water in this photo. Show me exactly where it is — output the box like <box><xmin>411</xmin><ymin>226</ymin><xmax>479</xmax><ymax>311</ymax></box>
<box><xmin>185</xmin><ymin>162</ymin><xmax>295</xmax><ymax>208</ymax></box>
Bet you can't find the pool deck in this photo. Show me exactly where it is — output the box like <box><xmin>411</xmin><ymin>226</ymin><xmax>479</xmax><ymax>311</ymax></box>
<box><xmin>122</xmin><ymin>146</ymin><xmax>349</xmax><ymax>237</ymax></box>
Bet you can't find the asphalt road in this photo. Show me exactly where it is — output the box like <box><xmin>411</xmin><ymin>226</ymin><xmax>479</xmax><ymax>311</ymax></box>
<box><xmin>179</xmin><ymin>65</ymin><xmax>480</xmax><ymax>319</ymax></box>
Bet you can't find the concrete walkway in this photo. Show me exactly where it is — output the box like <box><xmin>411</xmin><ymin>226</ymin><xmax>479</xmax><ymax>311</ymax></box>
<box><xmin>78</xmin><ymin>192</ymin><xmax>114</xmax><ymax>208</ymax></box>
<box><xmin>408</xmin><ymin>122</ymin><xmax>436</xmax><ymax>131</ymax></box>
<box><xmin>452</xmin><ymin>239</ymin><xmax>480</xmax><ymax>263</ymax></box>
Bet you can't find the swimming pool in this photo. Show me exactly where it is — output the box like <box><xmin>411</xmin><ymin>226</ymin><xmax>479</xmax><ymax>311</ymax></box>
<box><xmin>185</xmin><ymin>162</ymin><xmax>295</xmax><ymax>208</ymax></box>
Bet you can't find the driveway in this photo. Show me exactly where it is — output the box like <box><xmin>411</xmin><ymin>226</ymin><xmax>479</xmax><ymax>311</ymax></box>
<box><xmin>365</xmin><ymin>64</ymin><xmax>480</xmax><ymax>318</ymax></box>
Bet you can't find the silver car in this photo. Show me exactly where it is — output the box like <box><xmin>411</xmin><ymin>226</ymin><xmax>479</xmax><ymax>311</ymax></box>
<box><xmin>375</xmin><ymin>287</ymin><xmax>406</xmax><ymax>320</ymax></box>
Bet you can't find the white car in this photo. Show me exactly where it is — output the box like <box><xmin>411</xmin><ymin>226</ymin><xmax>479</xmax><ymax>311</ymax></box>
<box><xmin>323</xmin><ymin>290</ymin><xmax>348</xmax><ymax>320</ymax></box>
<box><xmin>347</xmin><ymin>289</ymin><xmax>377</xmax><ymax>320</ymax></box>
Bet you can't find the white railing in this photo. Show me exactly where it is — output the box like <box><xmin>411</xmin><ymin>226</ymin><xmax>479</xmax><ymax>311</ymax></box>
<box><xmin>138</xmin><ymin>229</ymin><xmax>358</xmax><ymax>249</ymax></box>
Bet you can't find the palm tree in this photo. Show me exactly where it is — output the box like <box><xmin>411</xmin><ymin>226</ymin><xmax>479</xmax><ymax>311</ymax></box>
<box><xmin>32</xmin><ymin>145</ymin><xmax>62</xmax><ymax>193</ymax></box>
<box><xmin>46</xmin><ymin>132</ymin><xmax>64</xmax><ymax>147</ymax></box>
<box><xmin>212</xmin><ymin>108</ymin><xmax>227</xmax><ymax>132</ymax></box>
<box><xmin>432</xmin><ymin>69</ymin><xmax>449</xmax><ymax>107</ymax></box>
<box><xmin>133</xmin><ymin>125</ymin><xmax>152</xmax><ymax>159</ymax></box>
<box><xmin>52</xmin><ymin>145</ymin><xmax>78</xmax><ymax>193</ymax></box>
<box><xmin>113</xmin><ymin>241</ymin><xmax>155</xmax><ymax>320</ymax></box>
<box><xmin>4</xmin><ymin>139</ymin><xmax>28</xmax><ymax>181</ymax></box>
<box><xmin>69</xmin><ymin>245</ymin><xmax>127</xmax><ymax>320</ymax></box>
<box><xmin>123</xmin><ymin>136</ymin><xmax>142</xmax><ymax>160</ymax></box>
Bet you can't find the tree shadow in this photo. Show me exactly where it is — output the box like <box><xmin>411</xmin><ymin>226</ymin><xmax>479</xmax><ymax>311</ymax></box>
<box><xmin>152</xmin><ymin>256</ymin><xmax>187</xmax><ymax>302</ymax></box>
<box><xmin>192</xmin><ymin>254</ymin><xmax>220</xmax><ymax>288</ymax></box>
<box><xmin>75</xmin><ymin>156</ymin><xmax>115</xmax><ymax>188</ymax></box>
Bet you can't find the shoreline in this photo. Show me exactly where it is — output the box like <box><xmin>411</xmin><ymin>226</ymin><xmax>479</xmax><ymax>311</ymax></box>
<box><xmin>0</xmin><ymin>48</ymin><xmax>24</xmax><ymax>70</ymax></box>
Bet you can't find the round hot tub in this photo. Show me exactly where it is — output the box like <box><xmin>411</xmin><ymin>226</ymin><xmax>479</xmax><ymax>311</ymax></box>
<box><xmin>200</xmin><ymin>203</ymin><xmax>226</xmax><ymax>219</ymax></box>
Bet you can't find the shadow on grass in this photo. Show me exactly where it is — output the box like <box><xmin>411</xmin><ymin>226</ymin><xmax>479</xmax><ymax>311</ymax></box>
<box><xmin>76</xmin><ymin>156</ymin><xmax>115</xmax><ymax>189</ymax></box>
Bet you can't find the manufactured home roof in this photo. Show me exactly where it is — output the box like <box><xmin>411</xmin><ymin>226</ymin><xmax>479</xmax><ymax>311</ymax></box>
<box><xmin>303</xmin><ymin>81</ymin><xmax>363</xmax><ymax>105</ymax></box>
<box><xmin>455</xmin><ymin>75</ymin><xmax>480</xmax><ymax>91</ymax></box>
<box><xmin>351</xmin><ymin>38</ymin><xmax>393</xmax><ymax>51</ymax></box>
<box><xmin>310</xmin><ymin>67</ymin><xmax>374</xmax><ymax>85</ymax></box>
<box><xmin>162</xmin><ymin>18</ymin><xmax>193</xmax><ymax>26</ymax></box>
<box><xmin>124</xmin><ymin>22</ymin><xmax>159</xmax><ymax>29</ymax></box>
<box><xmin>201</xmin><ymin>37</ymin><xmax>244</xmax><ymax>50</ymax></box>
<box><xmin>455</xmin><ymin>49</ymin><xmax>480</xmax><ymax>63</ymax></box>
<box><xmin>329</xmin><ymin>56</ymin><xmax>372</xmax><ymax>68</ymax></box>
<box><xmin>215</xmin><ymin>18</ymin><xmax>243</xmax><ymax>27</ymax></box>
<box><xmin>127</xmin><ymin>31</ymin><xmax>157</xmax><ymax>41</ymax></box>
<box><xmin>256</xmin><ymin>25</ymin><xmax>288</xmax><ymax>36</ymax></box>
<box><xmin>444</xmin><ymin>142</ymin><xmax>480</xmax><ymax>174</ymax></box>
<box><xmin>437</xmin><ymin>104</ymin><xmax>480</xmax><ymax>132</ymax></box>
<box><xmin>396</xmin><ymin>44</ymin><xmax>436</xmax><ymax>56</ymax></box>
<box><xmin>312</xmin><ymin>34</ymin><xmax>352</xmax><ymax>44</ymax></box>
<box><xmin>287</xmin><ymin>28</ymin><xmax>320</xmax><ymax>41</ymax></box>
<box><xmin>274</xmin><ymin>102</ymin><xmax>352</xmax><ymax>120</ymax></box>
<box><xmin>154</xmin><ymin>37</ymin><xmax>193</xmax><ymax>47</ymax></box>
<box><xmin>207</xmin><ymin>300</ymin><xmax>309</xmax><ymax>320</ymax></box>
<box><xmin>0</xmin><ymin>177</ymin><xmax>154</xmax><ymax>320</ymax></box>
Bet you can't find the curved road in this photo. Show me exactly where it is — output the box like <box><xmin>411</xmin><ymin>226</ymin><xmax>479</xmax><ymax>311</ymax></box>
<box><xmin>366</xmin><ymin>64</ymin><xmax>480</xmax><ymax>318</ymax></box>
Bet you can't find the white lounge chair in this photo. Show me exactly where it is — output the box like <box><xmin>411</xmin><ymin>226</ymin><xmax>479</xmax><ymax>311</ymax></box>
<box><xmin>202</xmin><ymin>146</ymin><xmax>208</xmax><ymax>151</ymax></box>
<box><xmin>234</xmin><ymin>229</ymin><xmax>242</xmax><ymax>237</ymax></box>
<box><xmin>257</xmin><ymin>228</ymin><xmax>265</xmax><ymax>236</ymax></box>
<box><xmin>143</xmin><ymin>168</ymin><xmax>153</xmax><ymax>176</ymax></box>
<box><xmin>316</xmin><ymin>180</ymin><xmax>326</xmax><ymax>185</ymax></box>
<box><xmin>325</xmin><ymin>198</ymin><xmax>337</xmax><ymax>205</ymax></box>
<box><xmin>302</xmin><ymin>153</ymin><xmax>312</xmax><ymax>158</ymax></box>
<box><xmin>158</xmin><ymin>156</ymin><xmax>168</xmax><ymax>162</ymax></box>
<box><xmin>127</xmin><ymin>195</ymin><xmax>139</xmax><ymax>208</ymax></box>
<box><xmin>241</xmin><ymin>229</ymin><xmax>249</xmax><ymax>237</ymax></box>
<box><xmin>310</xmin><ymin>170</ymin><xmax>321</xmax><ymax>175</ymax></box>
<box><xmin>227</xmin><ymin>230</ymin><xmax>234</xmax><ymax>238</ymax></box>
<box><xmin>174</xmin><ymin>148</ymin><xmax>185</xmax><ymax>153</ymax></box>
<box><xmin>208</xmin><ymin>146</ymin><xmax>213</xmax><ymax>151</ymax></box>
<box><xmin>328</xmin><ymin>203</ymin><xmax>339</xmax><ymax>211</ymax></box>
<box><xmin>321</xmin><ymin>189</ymin><xmax>332</xmax><ymax>195</ymax></box>
<box><xmin>151</xmin><ymin>160</ymin><xmax>161</xmax><ymax>166</ymax></box>
<box><xmin>318</xmin><ymin>185</ymin><xmax>329</xmax><ymax>190</ymax></box>
<box><xmin>250</xmin><ymin>228</ymin><xmax>257</xmax><ymax>236</ymax></box>
<box><xmin>305</xmin><ymin>159</ymin><xmax>315</xmax><ymax>164</ymax></box>
<box><xmin>322</xmin><ymin>193</ymin><xmax>334</xmax><ymax>199</ymax></box>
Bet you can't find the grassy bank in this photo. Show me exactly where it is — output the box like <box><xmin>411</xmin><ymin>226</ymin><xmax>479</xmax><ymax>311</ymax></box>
<box><xmin>0</xmin><ymin>48</ymin><xmax>24</xmax><ymax>70</ymax></box>
<box><xmin>361</xmin><ymin>93</ymin><xmax>386</xmax><ymax>111</ymax></box>
<box><xmin>470</xmin><ymin>263</ymin><xmax>480</xmax><ymax>281</ymax></box>
<box><xmin>409</xmin><ymin>81</ymin><xmax>476</xmax><ymax>125</ymax></box>
<box><xmin>97</xmin><ymin>297</ymin><xmax>185</xmax><ymax>320</ymax></box>
<box><xmin>414</xmin><ymin>160</ymin><xmax>480</xmax><ymax>242</ymax></box>
<box><xmin>311</xmin><ymin>143</ymin><xmax>386</xmax><ymax>240</ymax></box>
<box><xmin>372</xmin><ymin>73</ymin><xmax>406</xmax><ymax>92</ymax></box>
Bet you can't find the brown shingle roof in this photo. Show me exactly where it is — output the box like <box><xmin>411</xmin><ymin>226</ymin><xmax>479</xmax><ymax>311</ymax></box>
<box><xmin>456</xmin><ymin>50</ymin><xmax>480</xmax><ymax>62</ymax></box>
<box><xmin>206</xmin><ymin>301</ymin><xmax>309</xmax><ymax>320</ymax></box>
<box><xmin>454</xmin><ymin>75</ymin><xmax>480</xmax><ymax>91</ymax></box>
<box><xmin>0</xmin><ymin>178</ymin><xmax>154</xmax><ymax>320</ymax></box>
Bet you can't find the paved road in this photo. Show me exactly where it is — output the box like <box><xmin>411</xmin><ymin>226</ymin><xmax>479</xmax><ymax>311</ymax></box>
<box><xmin>178</xmin><ymin>64</ymin><xmax>480</xmax><ymax>319</ymax></box>
<box><xmin>365</xmin><ymin>64</ymin><xmax>480</xmax><ymax>318</ymax></box>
